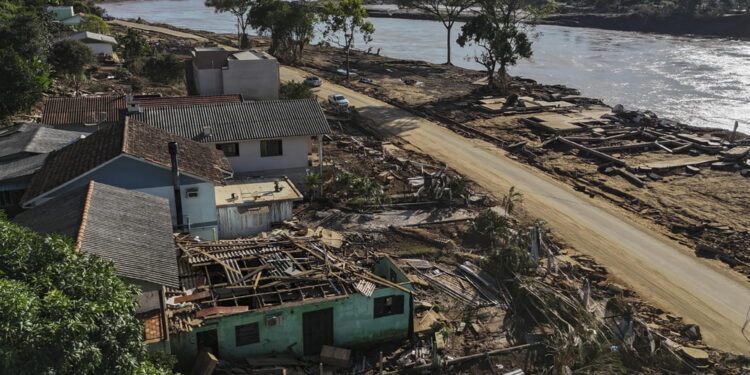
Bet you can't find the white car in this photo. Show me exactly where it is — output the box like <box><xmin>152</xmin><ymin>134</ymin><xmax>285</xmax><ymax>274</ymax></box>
<box><xmin>328</xmin><ymin>94</ymin><xmax>349</xmax><ymax>107</ymax></box>
<box><xmin>305</xmin><ymin>76</ymin><xmax>322</xmax><ymax>87</ymax></box>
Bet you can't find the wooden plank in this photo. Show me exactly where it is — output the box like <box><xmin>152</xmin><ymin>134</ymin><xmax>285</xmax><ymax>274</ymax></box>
<box><xmin>195</xmin><ymin>305</ymin><xmax>248</xmax><ymax>318</ymax></box>
<box><xmin>556</xmin><ymin>137</ymin><xmax>627</xmax><ymax>166</ymax></box>
<box><xmin>174</xmin><ymin>290</ymin><xmax>211</xmax><ymax>303</ymax></box>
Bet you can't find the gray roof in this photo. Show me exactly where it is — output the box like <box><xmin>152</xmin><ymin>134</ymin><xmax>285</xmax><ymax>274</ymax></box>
<box><xmin>129</xmin><ymin>99</ymin><xmax>331</xmax><ymax>143</ymax></box>
<box><xmin>0</xmin><ymin>125</ymin><xmax>85</xmax><ymax>160</ymax></box>
<box><xmin>0</xmin><ymin>154</ymin><xmax>48</xmax><ymax>182</ymax></box>
<box><xmin>69</xmin><ymin>31</ymin><xmax>118</xmax><ymax>45</ymax></box>
<box><xmin>14</xmin><ymin>182</ymin><xmax>180</xmax><ymax>288</ymax></box>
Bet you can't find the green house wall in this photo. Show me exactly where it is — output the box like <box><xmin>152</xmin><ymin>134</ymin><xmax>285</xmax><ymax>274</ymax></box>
<box><xmin>170</xmin><ymin>286</ymin><xmax>413</xmax><ymax>365</ymax></box>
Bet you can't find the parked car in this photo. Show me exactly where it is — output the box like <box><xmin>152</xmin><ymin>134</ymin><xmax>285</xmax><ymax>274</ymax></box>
<box><xmin>328</xmin><ymin>94</ymin><xmax>349</xmax><ymax>107</ymax></box>
<box><xmin>305</xmin><ymin>76</ymin><xmax>322</xmax><ymax>87</ymax></box>
<box><xmin>359</xmin><ymin>77</ymin><xmax>376</xmax><ymax>85</ymax></box>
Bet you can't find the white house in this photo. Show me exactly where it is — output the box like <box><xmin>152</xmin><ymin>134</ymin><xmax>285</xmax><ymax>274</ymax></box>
<box><xmin>128</xmin><ymin>99</ymin><xmax>331</xmax><ymax>184</ymax></box>
<box><xmin>191</xmin><ymin>47</ymin><xmax>280</xmax><ymax>100</ymax></box>
<box><xmin>47</xmin><ymin>6</ymin><xmax>83</xmax><ymax>25</ymax></box>
<box><xmin>69</xmin><ymin>31</ymin><xmax>118</xmax><ymax>56</ymax></box>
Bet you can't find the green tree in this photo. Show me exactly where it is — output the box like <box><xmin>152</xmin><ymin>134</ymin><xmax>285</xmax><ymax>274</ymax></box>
<box><xmin>49</xmin><ymin>39</ymin><xmax>94</xmax><ymax>77</ymax></box>
<box><xmin>320</xmin><ymin>0</ymin><xmax>374</xmax><ymax>78</ymax></box>
<box><xmin>144</xmin><ymin>53</ymin><xmax>185</xmax><ymax>84</ymax></box>
<box><xmin>279</xmin><ymin>81</ymin><xmax>315</xmax><ymax>99</ymax></box>
<box><xmin>397</xmin><ymin>0</ymin><xmax>476</xmax><ymax>65</ymax></box>
<box><xmin>249</xmin><ymin>0</ymin><xmax>316</xmax><ymax>63</ymax></box>
<box><xmin>0</xmin><ymin>217</ymin><xmax>174</xmax><ymax>374</ymax></box>
<box><xmin>77</xmin><ymin>14</ymin><xmax>110</xmax><ymax>34</ymax></box>
<box><xmin>0</xmin><ymin>49</ymin><xmax>49</xmax><ymax>119</ymax></box>
<box><xmin>205</xmin><ymin>0</ymin><xmax>255</xmax><ymax>48</ymax></box>
<box><xmin>118</xmin><ymin>28</ymin><xmax>154</xmax><ymax>61</ymax></box>
<box><xmin>457</xmin><ymin>0</ymin><xmax>552</xmax><ymax>91</ymax></box>
<box><xmin>0</xmin><ymin>10</ymin><xmax>54</xmax><ymax>60</ymax></box>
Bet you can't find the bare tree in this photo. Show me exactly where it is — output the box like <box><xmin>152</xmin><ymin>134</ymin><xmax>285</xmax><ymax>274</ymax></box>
<box><xmin>320</xmin><ymin>0</ymin><xmax>374</xmax><ymax>78</ymax></box>
<box><xmin>397</xmin><ymin>0</ymin><xmax>477</xmax><ymax>65</ymax></box>
<box><xmin>205</xmin><ymin>0</ymin><xmax>255</xmax><ymax>48</ymax></box>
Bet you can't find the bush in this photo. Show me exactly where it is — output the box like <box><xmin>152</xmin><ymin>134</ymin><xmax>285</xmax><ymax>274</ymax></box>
<box><xmin>76</xmin><ymin>14</ymin><xmax>110</xmax><ymax>34</ymax></box>
<box><xmin>130</xmin><ymin>76</ymin><xmax>145</xmax><ymax>92</ymax></box>
<box><xmin>143</xmin><ymin>53</ymin><xmax>184</xmax><ymax>84</ymax></box>
<box><xmin>126</xmin><ymin>57</ymin><xmax>146</xmax><ymax>75</ymax></box>
<box><xmin>279</xmin><ymin>80</ymin><xmax>314</xmax><ymax>99</ymax></box>
<box><xmin>114</xmin><ymin>66</ymin><xmax>132</xmax><ymax>80</ymax></box>
<box><xmin>118</xmin><ymin>29</ymin><xmax>154</xmax><ymax>61</ymax></box>
<box><xmin>49</xmin><ymin>39</ymin><xmax>94</xmax><ymax>77</ymax></box>
<box><xmin>0</xmin><ymin>49</ymin><xmax>50</xmax><ymax>119</ymax></box>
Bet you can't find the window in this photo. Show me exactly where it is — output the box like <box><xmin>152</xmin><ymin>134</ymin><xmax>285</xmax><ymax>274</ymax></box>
<box><xmin>216</xmin><ymin>142</ymin><xmax>239</xmax><ymax>157</ymax></box>
<box><xmin>235</xmin><ymin>322</ymin><xmax>260</xmax><ymax>346</ymax></box>
<box><xmin>373</xmin><ymin>295</ymin><xmax>404</xmax><ymax>318</ymax></box>
<box><xmin>260</xmin><ymin>139</ymin><xmax>283</xmax><ymax>157</ymax></box>
<box><xmin>186</xmin><ymin>188</ymin><xmax>199</xmax><ymax>198</ymax></box>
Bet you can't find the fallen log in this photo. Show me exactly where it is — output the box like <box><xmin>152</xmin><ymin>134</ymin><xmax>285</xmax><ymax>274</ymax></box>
<box><xmin>613</xmin><ymin>167</ymin><xmax>644</xmax><ymax>188</ymax></box>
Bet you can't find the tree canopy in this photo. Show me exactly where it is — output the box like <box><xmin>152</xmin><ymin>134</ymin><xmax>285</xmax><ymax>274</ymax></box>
<box><xmin>397</xmin><ymin>0</ymin><xmax>476</xmax><ymax>64</ymax></box>
<box><xmin>249</xmin><ymin>0</ymin><xmax>317</xmax><ymax>64</ymax></box>
<box><xmin>205</xmin><ymin>0</ymin><xmax>255</xmax><ymax>48</ymax></box>
<box><xmin>0</xmin><ymin>216</ymin><xmax>173</xmax><ymax>374</ymax></box>
<box><xmin>0</xmin><ymin>50</ymin><xmax>49</xmax><ymax>120</ymax></box>
<box><xmin>49</xmin><ymin>39</ymin><xmax>94</xmax><ymax>77</ymax></box>
<box><xmin>118</xmin><ymin>28</ymin><xmax>154</xmax><ymax>61</ymax></box>
<box><xmin>320</xmin><ymin>0</ymin><xmax>374</xmax><ymax>78</ymax></box>
<box><xmin>279</xmin><ymin>81</ymin><xmax>315</xmax><ymax>99</ymax></box>
<box><xmin>77</xmin><ymin>14</ymin><xmax>111</xmax><ymax>34</ymax></box>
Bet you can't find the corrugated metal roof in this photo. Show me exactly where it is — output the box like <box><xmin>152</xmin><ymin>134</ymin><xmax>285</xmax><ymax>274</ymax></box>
<box><xmin>15</xmin><ymin>182</ymin><xmax>180</xmax><ymax>288</ymax></box>
<box><xmin>135</xmin><ymin>95</ymin><xmax>243</xmax><ymax>108</ymax></box>
<box><xmin>42</xmin><ymin>95</ymin><xmax>125</xmax><ymax>127</ymax></box>
<box><xmin>70</xmin><ymin>31</ymin><xmax>118</xmax><ymax>44</ymax></box>
<box><xmin>130</xmin><ymin>99</ymin><xmax>331</xmax><ymax>143</ymax></box>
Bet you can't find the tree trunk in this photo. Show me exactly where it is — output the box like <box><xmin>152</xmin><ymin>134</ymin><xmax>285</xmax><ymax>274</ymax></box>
<box><xmin>446</xmin><ymin>24</ymin><xmax>452</xmax><ymax>65</ymax></box>
<box><xmin>345</xmin><ymin>47</ymin><xmax>350</xmax><ymax>79</ymax></box>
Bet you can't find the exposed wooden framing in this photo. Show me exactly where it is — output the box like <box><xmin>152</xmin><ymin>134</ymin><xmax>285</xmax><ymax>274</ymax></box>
<box><xmin>555</xmin><ymin>137</ymin><xmax>627</xmax><ymax>166</ymax></box>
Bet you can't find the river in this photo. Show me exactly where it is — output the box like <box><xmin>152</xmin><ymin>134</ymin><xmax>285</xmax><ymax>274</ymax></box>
<box><xmin>102</xmin><ymin>0</ymin><xmax>750</xmax><ymax>132</ymax></box>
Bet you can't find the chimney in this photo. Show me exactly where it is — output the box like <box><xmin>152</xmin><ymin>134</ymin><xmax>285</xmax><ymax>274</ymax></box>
<box><xmin>126</xmin><ymin>102</ymin><xmax>141</xmax><ymax>113</ymax></box>
<box><xmin>169</xmin><ymin>142</ymin><xmax>185</xmax><ymax>233</ymax></box>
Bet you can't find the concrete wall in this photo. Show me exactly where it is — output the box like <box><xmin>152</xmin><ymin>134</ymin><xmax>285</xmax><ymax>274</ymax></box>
<box><xmin>193</xmin><ymin>66</ymin><xmax>223</xmax><ymax>96</ymax></box>
<box><xmin>138</xmin><ymin>182</ymin><xmax>218</xmax><ymax>240</ymax></box>
<box><xmin>217</xmin><ymin>200</ymin><xmax>293</xmax><ymax>239</ymax></box>
<box><xmin>222</xmin><ymin>58</ymin><xmax>279</xmax><ymax>100</ymax></box>
<box><xmin>221</xmin><ymin>137</ymin><xmax>310</xmax><ymax>174</ymax></box>
<box><xmin>85</xmin><ymin>43</ymin><xmax>113</xmax><ymax>56</ymax></box>
<box><xmin>170</xmin><ymin>286</ymin><xmax>412</xmax><ymax>365</ymax></box>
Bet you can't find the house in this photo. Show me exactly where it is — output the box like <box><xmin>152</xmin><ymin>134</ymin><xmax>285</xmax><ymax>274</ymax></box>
<box><xmin>41</xmin><ymin>95</ymin><xmax>245</xmax><ymax>132</ymax></box>
<box><xmin>169</xmin><ymin>237</ymin><xmax>413</xmax><ymax>366</ymax></box>
<box><xmin>128</xmin><ymin>99</ymin><xmax>331</xmax><ymax>182</ymax></box>
<box><xmin>42</xmin><ymin>95</ymin><xmax>126</xmax><ymax>132</ymax></box>
<box><xmin>47</xmin><ymin>6</ymin><xmax>83</xmax><ymax>25</ymax></box>
<box><xmin>69</xmin><ymin>31</ymin><xmax>118</xmax><ymax>56</ymax></box>
<box><xmin>0</xmin><ymin>123</ymin><xmax>85</xmax><ymax>213</ymax></box>
<box><xmin>20</xmin><ymin>118</ymin><xmax>233</xmax><ymax>240</ymax></box>
<box><xmin>214</xmin><ymin>176</ymin><xmax>303</xmax><ymax>239</ymax></box>
<box><xmin>14</xmin><ymin>181</ymin><xmax>180</xmax><ymax>291</ymax></box>
<box><xmin>191</xmin><ymin>47</ymin><xmax>279</xmax><ymax>100</ymax></box>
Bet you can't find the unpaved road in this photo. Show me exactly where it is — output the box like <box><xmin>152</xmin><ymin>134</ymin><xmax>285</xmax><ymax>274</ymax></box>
<box><xmin>114</xmin><ymin>20</ymin><xmax>750</xmax><ymax>354</ymax></box>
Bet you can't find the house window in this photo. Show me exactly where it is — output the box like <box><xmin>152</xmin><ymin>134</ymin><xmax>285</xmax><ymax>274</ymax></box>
<box><xmin>186</xmin><ymin>188</ymin><xmax>199</xmax><ymax>198</ymax></box>
<box><xmin>216</xmin><ymin>143</ymin><xmax>240</xmax><ymax>157</ymax></box>
<box><xmin>235</xmin><ymin>322</ymin><xmax>260</xmax><ymax>346</ymax></box>
<box><xmin>373</xmin><ymin>295</ymin><xmax>404</xmax><ymax>318</ymax></box>
<box><xmin>260</xmin><ymin>139</ymin><xmax>283</xmax><ymax>157</ymax></box>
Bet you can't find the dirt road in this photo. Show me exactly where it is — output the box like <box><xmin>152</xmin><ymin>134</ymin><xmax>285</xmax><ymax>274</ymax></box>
<box><xmin>114</xmin><ymin>20</ymin><xmax>750</xmax><ymax>354</ymax></box>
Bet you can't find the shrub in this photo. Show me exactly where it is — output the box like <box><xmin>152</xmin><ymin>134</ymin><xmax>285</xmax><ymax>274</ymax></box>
<box><xmin>143</xmin><ymin>53</ymin><xmax>184</xmax><ymax>84</ymax></box>
<box><xmin>76</xmin><ymin>14</ymin><xmax>110</xmax><ymax>34</ymax></box>
<box><xmin>49</xmin><ymin>39</ymin><xmax>94</xmax><ymax>77</ymax></box>
<box><xmin>0</xmin><ymin>49</ymin><xmax>50</xmax><ymax>119</ymax></box>
<box><xmin>279</xmin><ymin>80</ymin><xmax>314</xmax><ymax>99</ymax></box>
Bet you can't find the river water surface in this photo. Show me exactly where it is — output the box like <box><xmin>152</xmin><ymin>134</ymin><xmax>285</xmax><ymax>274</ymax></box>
<box><xmin>102</xmin><ymin>0</ymin><xmax>750</xmax><ymax>132</ymax></box>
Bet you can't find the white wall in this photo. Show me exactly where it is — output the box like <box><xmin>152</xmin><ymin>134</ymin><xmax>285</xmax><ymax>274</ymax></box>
<box><xmin>136</xmin><ymin>182</ymin><xmax>218</xmax><ymax>238</ymax></box>
<box><xmin>221</xmin><ymin>136</ymin><xmax>310</xmax><ymax>174</ymax></box>
<box><xmin>193</xmin><ymin>66</ymin><xmax>223</xmax><ymax>96</ymax></box>
<box><xmin>85</xmin><ymin>43</ymin><xmax>113</xmax><ymax>56</ymax></box>
<box><xmin>217</xmin><ymin>201</ymin><xmax>292</xmax><ymax>239</ymax></box>
<box><xmin>221</xmin><ymin>58</ymin><xmax>279</xmax><ymax>100</ymax></box>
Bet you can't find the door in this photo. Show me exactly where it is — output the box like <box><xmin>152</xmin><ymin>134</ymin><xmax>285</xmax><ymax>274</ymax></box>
<box><xmin>302</xmin><ymin>308</ymin><xmax>334</xmax><ymax>356</ymax></box>
<box><xmin>196</xmin><ymin>329</ymin><xmax>219</xmax><ymax>357</ymax></box>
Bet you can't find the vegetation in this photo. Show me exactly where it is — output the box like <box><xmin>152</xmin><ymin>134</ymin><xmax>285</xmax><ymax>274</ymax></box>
<box><xmin>397</xmin><ymin>0</ymin><xmax>477</xmax><ymax>64</ymax></box>
<box><xmin>328</xmin><ymin>171</ymin><xmax>389</xmax><ymax>208</ymax></box>
<box><xmin>205</xmin><ymin>0</ymin><xmax>255</xmax><ymax>48</ymax></box>
<box><xmin>558</xmin><ymin>0</ymin><xmax>750</xmax><ymax>15</ymax></box>
<box><xmin>0</xmin><ymin>50</ymin><xmax>49</xmax><ymax>119</ymax></box>
<box><xmin>49</xmin><ymin>39</ymin><xmax>94</xmax><ymax>77</ymax></box>
<box><xmin>0</xmin><ymin>216</ymin><xmax>174</xmax><ymax>374</ymax></box>
<box><xmin>249</xmin><ymin>0</ymin><xmax>317</xmax><ymax>64</ymax></box>
<box><xmin>144</xmin><ymin>53</ymin><xmax>184</xmax><ymax>84</ymax></box>
<box><xmin>118</xmin><ymin>29</ymin><xmax>154</xmax><ymax>61</ymax></box>
<box><xmin>457</xmin><ymin>0</ymin><xmax>553</xmax><ymax>92</ymax></box>
<box><xmin>76</xmin><ymin>14</ymin><xmax>110</xmax><ymax>34</ymax></box>
<box><xmin>320</xmin><ymin>0</ymin><xmax>375</xmax><ymax>78</ymax></box>
<box><xmin>279</xmin><ymin>81</ymin><xmax>315</xmax><ymax>99</ymax></box>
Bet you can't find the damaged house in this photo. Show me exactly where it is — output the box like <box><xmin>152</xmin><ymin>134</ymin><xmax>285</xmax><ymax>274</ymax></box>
<box><xmin>168</xmin><ymin>237</ymin><xmax>413</xmax><ymax>366</ymax></box>
<box><xmin>20</xmin><ymin>118</ymin><xmax>233</xmax><ymax>240</ymax></box>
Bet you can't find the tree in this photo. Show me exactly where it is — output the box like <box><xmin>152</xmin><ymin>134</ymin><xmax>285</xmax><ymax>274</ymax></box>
<box><xmin>0</xmin><ymin>49</ymin><xmax>49</xmax><ymax>120</ymax></box>
<box><xmin>0</xmin><ymin>216</ymin><xmax>174</xmax><ymax>374</ymax></box>
<box><xmin>77</xmin><ymin>14</ymin><xmax>110</xmax><ymax>34</ymax></box>
<box><xmin>397</xmin><ymin>0</ymin><xmax>476</xmax><ymax>65</ymax></box>
<box><xmin>457</xmin><ymin>0</ymin><xmax>551</xmax><ymax>92</ymax></box>
<box><xmin>205</xmin><ymin>0</ymin><xmax>255</xmax><ymax>48</ymax></box>
<box><xmin>49</xmin><ymin>39</ymin><xmax>94</xmax><ymax>77</ymax></box>
<box><xmin>144</xmin><ymin>53</ymin><xmax>185</xmax><ymax>84</ymax></box>
<box><xmin>118</xmin><ymin>28</ymin><xmax>154</xmax><ymax>61</ymax></box>
<box><xmin>249</xmin><ymin>0</ymin><xmax>317</xmax><ymax>63</ymax></box>
<box><xmin>0</xmin><ymin>10</ymin><xmax>54</xmax><ymax>60</ymax></box>
<box><xmin>320</xmin><ymin>0</ymin><xmax>374</xmax><ymax>78</ymax></box>
<box><xmin>279</xmin><ymin>81</ymin><xmax>315</xmax><ymax>99</ymax></box>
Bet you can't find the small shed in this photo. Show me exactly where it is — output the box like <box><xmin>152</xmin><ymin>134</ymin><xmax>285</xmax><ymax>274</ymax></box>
<box><xmin>215</xmin><ymin>176</ymin><xmax>303</xmax><ymax>239</ymax></box>
<box><xmin>69</xmin><ymin>31</ymin><xmax>118</xmax><ymax>56</ymax></box>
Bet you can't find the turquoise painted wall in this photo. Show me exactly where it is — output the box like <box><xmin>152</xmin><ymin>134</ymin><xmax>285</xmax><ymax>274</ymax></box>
<box><xmin>373</xmin><ymin>256</ymin><xmax>412</xmax><ymax>285</ymax></box>
<box><xmin>170</xmin><ymin>286</ymin><xmax>412</xmax><ymax>364</ymax></box>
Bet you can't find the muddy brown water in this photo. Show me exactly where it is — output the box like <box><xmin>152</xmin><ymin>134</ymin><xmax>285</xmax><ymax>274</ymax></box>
<box><xmin>103</xmin><ymin>0</ymin><xmax>750</xmax><ymax>132</ymax></box>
